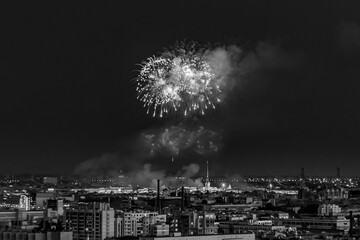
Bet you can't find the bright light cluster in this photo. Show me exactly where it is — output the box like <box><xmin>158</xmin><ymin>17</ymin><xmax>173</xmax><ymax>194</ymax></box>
<box><xmin>136</xmin><ymin>43</ymin><xmax>222</xmax><ymax>117</ymax></box>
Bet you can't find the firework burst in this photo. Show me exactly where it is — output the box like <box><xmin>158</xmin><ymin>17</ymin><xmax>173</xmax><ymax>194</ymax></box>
<box><xmin>136</xmin><ymin>42</ymin><xmax>223</xmax><ymax>118</ymax></box>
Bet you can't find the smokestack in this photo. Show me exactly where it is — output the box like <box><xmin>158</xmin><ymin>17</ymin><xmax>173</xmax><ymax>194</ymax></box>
<box><xmin>300</xmin><ymin>166</ymin><xmax>305</xmax><ymax>179</ymax></box>
<box><xmin>337</xmin><ymin>165</ymin><xmax>341</xmax><ymax>178</ymax></box>
<box><xmin>349</xmin><ymin>211</ymin><xmax>353</xmax><ymax>237</ymax></box>
<box><xmin>157</xmin><ymin>179</ymin><xmax>161</xmax><ymax>214</ymax></box>
<box><xmin>181</xmin><ymin>186</ymin><xmax>185</xmax><ymax>211</ymax></box>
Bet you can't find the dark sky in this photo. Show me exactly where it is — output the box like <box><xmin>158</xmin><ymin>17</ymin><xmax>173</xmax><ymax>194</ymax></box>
<box><xmin>2</xmin><ymin>1</ymin><xmax>360</xmax><ymax>177</ymax></box>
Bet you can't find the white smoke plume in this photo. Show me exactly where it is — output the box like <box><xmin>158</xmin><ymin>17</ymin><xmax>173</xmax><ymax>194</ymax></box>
<box><xmin>74</xmin><ymin>152</ymin><xmax>204</xmax><ymax>188</ymax></box>
<box><xmin>130</xmin><ymin>163</ymin><xmax>203</xmax><ymax>188</ymax></box>
<box><xmin>130</xmin><ymin>163</ymin><xmax>166</xmax><ymax>188</ymax></box>
<box><xmin>205</xmin><ymin>45</ymin><xmax>246</xmax><ymax>101</ymax></box>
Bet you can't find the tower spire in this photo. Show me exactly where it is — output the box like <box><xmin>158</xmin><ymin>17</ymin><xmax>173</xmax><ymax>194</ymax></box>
<box><xmin>205</xmin><ymin>160</ymin><xmax>210</xmax><ymax>191</ymax></box>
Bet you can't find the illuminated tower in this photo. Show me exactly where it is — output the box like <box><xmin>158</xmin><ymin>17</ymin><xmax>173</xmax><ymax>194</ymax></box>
<box><xmin>205</xmin><ymin>161</ymin><xmax>211</xmax><ymax>191</ymax></box>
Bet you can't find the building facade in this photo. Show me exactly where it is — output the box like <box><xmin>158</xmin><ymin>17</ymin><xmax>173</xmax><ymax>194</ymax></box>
<box><xmin>176</xmin><ymin>211</ymin><xmax>218</xmax><ymax>236</ymax></box>
<box><xmin>0</xmin><ymin>231</ymin><xmax>72</xmax><ymax>240</ymax></box>
<box><xmin>115</xmin><ymin>211</ymin><xmax>167</xmax><ymax>237</ymax></box>
<box><xmin>139</xmin><ymin>233</ymin><xmax>255</xmax><ymax>240</ymax></box>
<box><xmin>64</xmin><ymin>202</ymin><xmax>114</xmax><ymax>240</ymax></box>
<box><xmin>278</xmin><ymin>216</ymin><xmax>350</xmax><ymax>231</ymax></box>
<box><xmin>318</xmin><ymin>204</ymin><xmax>342</xmax><ymax>216</ymax></box>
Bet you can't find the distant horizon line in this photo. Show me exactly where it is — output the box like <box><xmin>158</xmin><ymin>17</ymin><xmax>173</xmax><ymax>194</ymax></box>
<box><xmin>0</xmin><ymin>173</ymin><xmax>359</xmax><ymax>179</ymax></box>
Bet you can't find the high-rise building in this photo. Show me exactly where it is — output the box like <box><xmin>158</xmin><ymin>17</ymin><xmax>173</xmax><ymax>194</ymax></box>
<box><xmin>64</xmin><ymin>202</ymin><xmax>114</xmax><ymax>240</ymax></box>
<box><xmin>2</xmin><ymin>194</ymin><xmax>30</xmax><ymax>210</ymax></box>
<box><xmin>44</xmin><ymin>199</ymin><xmax>64</xmax><ymax>220</ymax></box>
<box><xmin>115</xmin><ymin>211</ymin><xmax>167</xmax><ymax>237</ymax></box>
<box><xmin>0</xmin><ymin>210</ymin><xmax>44</xmax><ymax>226</ymax></box>
<box><xmin>150</xmin><ymin>223</ymin><xmax>170</xmax><ymax>237</ymax></box>
<box><xmin>337</xmin><ymin>165</ymin><xmax>341</xmax><ymax>178</ymax></box>
<box><xmin>176</xmin><ymin>211</ymin><xmax>218</xmax><ymax>236</ymax></box>
<box><xmin>318</xmin><ymin>188</ymin><xmax>348</xmax><ymax>200</ymax></box>
<box><xmin>0</xmin><ymin>231</ymin><xmax>73</xmax><ymax>240</ymax></box>
<box><xmin>318</xmin><ymin>204</ymin><xmax>342</xmax><ymax>216</ymax></box>
<box><xmin>143</xmin><ymin>213</ymin><xmax>167</xmax><ymax>236</ymax></box>
<box><xmin>36</xmin><ymin>192</ymin><xmax>56</xmax><ymax>209</ymax></box>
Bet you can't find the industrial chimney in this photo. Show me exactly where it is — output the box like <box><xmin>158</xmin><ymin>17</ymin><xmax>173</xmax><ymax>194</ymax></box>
<box><xmin>181</xmin><ymin>186</ymin><xmax>185</xmax><ymax>211</ymax></box>
<box><xmin>349</xmin><ymin>211</ymin><xmax>353</xmax><ymax>237</ymax></box>
<box><xmin>337</xmin><ymin>165</ymin><xmax>341</xmax><ymax>178</ymax></box>
<box><xmin>300</xmin><ymin>165</ymin><xmax>305</xmax><ymax>179</ymax></box>
<box><xmin>157</xmin><ymin>179</ymin><xmax>161</xmax><ymax>214</ymax></box>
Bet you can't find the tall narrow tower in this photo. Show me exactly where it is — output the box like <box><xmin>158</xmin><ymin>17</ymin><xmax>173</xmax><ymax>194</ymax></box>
<box><xmin>205</xmin><ymin>160</ymin><xmax>211</xmax><ymax>191</ymax></box>
<box><xmin>299</xmin><ymin>165</ymin><xmax>306</xmax><ymax>200</ymax></box>
<box><xmin>300</xmin><ymin>165</ymin><xmax>305</xmax><ymax>180</ymax></box>
<box><xmin>337</xmin><ymin>165</ymin><xmax>341</xmax><ymax>178</ymax></box>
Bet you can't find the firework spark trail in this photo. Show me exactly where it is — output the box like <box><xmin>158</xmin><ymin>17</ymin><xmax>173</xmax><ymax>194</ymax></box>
<box><xmin>141</xmin><ymin>125</ymin><xmax>222</xmax><ymax>156</ymax></box>
<box><xmin>136</xmin><ymin>41</ymin><xmax>236</xmax><ymax>118</ymax></box>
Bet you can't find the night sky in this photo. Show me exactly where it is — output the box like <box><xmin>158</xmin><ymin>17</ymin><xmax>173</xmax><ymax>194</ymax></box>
<box><xmin>2</xmin><ymin>1</ymin><xmax>360</xmax><ymax>177</ymax></box>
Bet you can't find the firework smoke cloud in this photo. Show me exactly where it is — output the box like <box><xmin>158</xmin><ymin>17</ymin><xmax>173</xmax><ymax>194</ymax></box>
<box><xmin>136</xmin><ymin>41</ymin><xmax>241</xmax><ymax>118</ymax></box>
<box><xmin>141</xmin><ymin>124</ymin><xmax>223</xmax><ymax>156</ymax></box>
<box><xmin>131</xmin><ymin>163</ymin><xmax>204</xmax><ymax>188</ymax></box>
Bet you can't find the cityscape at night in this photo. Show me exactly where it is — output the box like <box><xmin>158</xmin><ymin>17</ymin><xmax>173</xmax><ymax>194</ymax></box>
<box><xmin>1</xmin><ymin>164</ymin><xmax>360</xmax><ymax>239</ymax></box>
<box><xmin>2</xmin><ymin>1</ymin><xmax>360</xmax><ymax>240</ymax></box>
